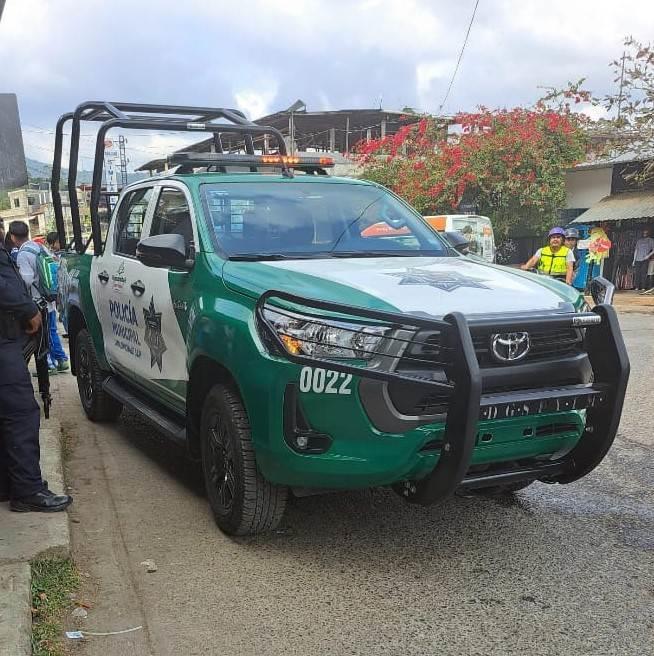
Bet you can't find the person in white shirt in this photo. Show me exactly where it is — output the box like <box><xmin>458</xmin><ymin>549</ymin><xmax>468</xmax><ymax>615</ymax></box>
<box><xmin>632</xmin><ymin>228</ymin><xmax>654</xmax><ymax>290</ymax></box>
<box><xmin>7</xmin><ymin>222</ymin><xmax>69</xmax><ymax>373</ymax></box>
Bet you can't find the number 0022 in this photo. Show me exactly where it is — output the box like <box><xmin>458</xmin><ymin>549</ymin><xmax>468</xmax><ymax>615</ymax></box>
<box><xmin>299</xmin><ymin>367</ymin><xmax>352</xmax><ymax>395</ymax></box>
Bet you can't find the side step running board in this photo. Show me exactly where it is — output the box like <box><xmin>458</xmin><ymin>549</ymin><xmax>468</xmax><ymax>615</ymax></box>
<box><xmin>103</xmin><ymin>377</ymin><xmax>187</xmax><ymax>446</ymax></box>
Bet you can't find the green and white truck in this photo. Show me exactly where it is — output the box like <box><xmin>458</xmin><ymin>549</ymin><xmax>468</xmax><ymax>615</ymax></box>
<box><xmin>54</xmin><ymin>102</ymin><xmax>629</xmax><ymax>535</ymax></box>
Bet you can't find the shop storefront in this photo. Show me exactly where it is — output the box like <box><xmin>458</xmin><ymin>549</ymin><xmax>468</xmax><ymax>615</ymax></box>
<box><xmin>571</xmin><ymin>190</ymin><xmax>654</xmax><ymax>291</ymax></box>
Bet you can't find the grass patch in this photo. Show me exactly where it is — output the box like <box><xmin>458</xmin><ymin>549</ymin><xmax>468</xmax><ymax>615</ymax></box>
<box><xmin>31</xmin><ymin>558</ymin><xmax>80</xmax><ymax>656</ymax></box>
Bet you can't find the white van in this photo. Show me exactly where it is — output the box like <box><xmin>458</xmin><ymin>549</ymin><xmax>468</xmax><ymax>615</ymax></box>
<box><xmin>423</xmin><ymin>214</ymin><xmax>496</xmax><ymax>263</ymax></box>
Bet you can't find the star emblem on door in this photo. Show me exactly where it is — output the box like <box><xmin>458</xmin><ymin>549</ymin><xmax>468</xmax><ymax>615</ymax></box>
<box><xmin>386</xmin><ymin>268</ymin><xmax>490</xmax><ymax>292</ymax></box>
<box><xmin>143</xmin><ymin>296</ymin><xmax>167</xmax><ymax>372</ymax></box>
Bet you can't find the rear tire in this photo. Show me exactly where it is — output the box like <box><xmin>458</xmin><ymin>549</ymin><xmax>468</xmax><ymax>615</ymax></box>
<box><xmin>75</xmin><ymin>329</ymin><xmax>122</xmax><ymax>422</ymax></box>
<box><xmin>200</xmin><ymin>384</ymin><xmax>287</xmax><ymax>536</ymax></box>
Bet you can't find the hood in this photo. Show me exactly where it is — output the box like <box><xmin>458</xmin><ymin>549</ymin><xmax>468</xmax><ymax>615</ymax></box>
<box><xmin>222</xmin><ymin>256</ymin><xmax>580</xmax><ymax>317</ymax></box>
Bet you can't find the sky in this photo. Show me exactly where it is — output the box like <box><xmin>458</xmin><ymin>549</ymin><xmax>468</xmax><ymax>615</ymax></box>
<box><xmin>1</xmin><ymin>0</ymin><xmax>654</xmax><ymax>170</ymax></box>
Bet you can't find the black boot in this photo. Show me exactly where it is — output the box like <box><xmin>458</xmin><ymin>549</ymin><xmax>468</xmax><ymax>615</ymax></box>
<box><xmin>10</xmin><ymin>490</ymin><xmax>72</xmax><ymax>513</ymax></box>
<box><xmin>1</xmin><ymin>479</ymin><xmax>48</xmax><ymax>503</ymax></box>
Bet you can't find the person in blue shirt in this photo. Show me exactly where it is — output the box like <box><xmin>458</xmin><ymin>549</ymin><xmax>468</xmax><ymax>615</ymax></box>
<box><xmin>45</xmin><ymin>232</ymin><xmax>69</xmax><ymax>371</ymax></box>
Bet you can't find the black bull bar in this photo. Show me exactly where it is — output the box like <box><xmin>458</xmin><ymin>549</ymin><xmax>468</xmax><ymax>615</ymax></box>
<box><xmin>256</xmin><ymin>291</ymin><xmax>630</xmax><ymax>505</ymax></box>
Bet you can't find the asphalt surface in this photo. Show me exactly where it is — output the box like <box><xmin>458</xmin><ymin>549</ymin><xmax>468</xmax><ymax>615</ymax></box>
<box><xmin>59</xmin><ymin>313</ymin><xmax>653</xmax><ymax>656</ymax></box>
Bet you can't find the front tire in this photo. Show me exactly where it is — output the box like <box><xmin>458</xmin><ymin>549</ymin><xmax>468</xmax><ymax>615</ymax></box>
<box><xmin>200</xmin><ymin>384</ymin><xmax>287</xmax><ymax>536</ymax></box>
<box><xmin>75</xmin><ymin>329</ymin><xmax>122</xmax><ymax>422</ymax></box>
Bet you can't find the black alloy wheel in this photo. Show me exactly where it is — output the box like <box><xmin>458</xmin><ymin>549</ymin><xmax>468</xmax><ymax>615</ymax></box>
<box><xmin>200</xmin><ymin>384</ymin><xmax>287</xmax><ymax>536</ymax></box>
<box><xmin>207</xmin><ymin>415</ymin><xmax>237</xmax><ymax>515</ymax></box>
<box><xmin>74</xmin><ymin>329</ymin><xmax>122</xmax><ymax>422</ymax></box>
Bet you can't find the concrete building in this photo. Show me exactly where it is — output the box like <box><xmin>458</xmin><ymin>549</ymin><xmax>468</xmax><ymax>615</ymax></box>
<box><xmin>564</xmin><ymin>163</ymin><xmax>613</xmax><ymax>217</ymax></box>
<box><xmin>137</xmin><ymin>103</ymin><xmax>434</xmax><ymax>177</ymax></box>
<box><xmin>0</xmin><ymin>183</ymin><xmax>88</xmax><ymax>240</ymax></box>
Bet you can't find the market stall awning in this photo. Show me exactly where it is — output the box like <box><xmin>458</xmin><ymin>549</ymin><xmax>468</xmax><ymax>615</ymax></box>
<box><xmin>572</xmin><ymin>190</ymin><xmax>654</xmax><ymax>224</ymax></box>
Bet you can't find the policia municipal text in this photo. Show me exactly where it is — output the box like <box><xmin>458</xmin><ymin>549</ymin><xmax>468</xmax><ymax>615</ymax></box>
<box><xmin>0</xmin><ymin>233</ymin><xmax>72</xmax><ymax>512</ymax></box>
<box><xmin>521</xmin><ymin>227</ymin><xmax>575</xmax><ymax>285</ymax></box>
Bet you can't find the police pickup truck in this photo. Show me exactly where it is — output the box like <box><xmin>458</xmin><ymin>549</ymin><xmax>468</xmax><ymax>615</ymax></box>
<box><xmin>54</xmin><ymin>102</ymin><xmax>629</xmax><ymax>535</ymax></box>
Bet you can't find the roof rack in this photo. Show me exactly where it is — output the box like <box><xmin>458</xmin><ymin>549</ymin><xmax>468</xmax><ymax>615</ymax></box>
<box><xmin>168</xmin><ymin>152</ymin><xmax>335</xmax><ymax>175</ymax></box>
<box><xmin>51</xmin><ymin>101</ymin><xmax>287</xmax><ymax>253</ymax></box>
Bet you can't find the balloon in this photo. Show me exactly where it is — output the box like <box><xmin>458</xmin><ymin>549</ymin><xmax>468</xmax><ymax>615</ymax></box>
<box><xmin>586</xmin><ymin>227</ymin><xmax>612</xmax><ymax>264</ymax></box>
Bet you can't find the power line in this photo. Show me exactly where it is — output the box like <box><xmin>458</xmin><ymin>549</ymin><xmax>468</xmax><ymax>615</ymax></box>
<box><xmin>437</xmin><ymin>0</ymin><xmax>480</xmax><ymax>113</ymax></box>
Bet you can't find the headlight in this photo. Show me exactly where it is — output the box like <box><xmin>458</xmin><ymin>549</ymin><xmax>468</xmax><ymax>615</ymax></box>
<box><xmin>263</xmin><ymin>308</ymin><xmax>388</xmax><ymax>360</ymax></box>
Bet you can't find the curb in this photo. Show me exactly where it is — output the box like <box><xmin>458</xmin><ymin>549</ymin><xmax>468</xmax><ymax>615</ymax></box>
<box><xmin>0</xmin><ymin>417</ymin><xmax>71</xmax><ymax>655</ymax></box>
<box><xmin>0</xmin><ymin>563</ymin><xmax>32</xmax><ymax>656</ymax></box>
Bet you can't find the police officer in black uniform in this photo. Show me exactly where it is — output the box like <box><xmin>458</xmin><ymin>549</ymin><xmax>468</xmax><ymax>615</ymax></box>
<box><xmin>0</xmin><ymin>232</ymin><xmax>72</xmax><ymax>512</ymax></box>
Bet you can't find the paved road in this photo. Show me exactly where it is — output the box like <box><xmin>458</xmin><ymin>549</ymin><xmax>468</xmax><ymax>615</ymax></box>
<box><xmin>57</xmin><ymin>314</ymin><xmax>653</xmax><ymax>656</ymax></box>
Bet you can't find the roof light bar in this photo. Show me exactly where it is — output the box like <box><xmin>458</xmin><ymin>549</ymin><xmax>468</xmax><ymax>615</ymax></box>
<box><xmin>260</xmin><ymin>155</ymin><xmax>335</xmax><ymax>167</ymax></box>
<box><xmin>168</xmin><ymin>152</ymin><xmax>335</xmax><ymax>169</ymax></box>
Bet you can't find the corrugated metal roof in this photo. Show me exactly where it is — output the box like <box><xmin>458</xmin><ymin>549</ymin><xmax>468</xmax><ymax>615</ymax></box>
<box><xmin>571</xmin><ymin>190</ymin><xmax>654</xmax><ymax>224</ymax></box>
<box><xmin>569</xmin><ymin>152</ymin><xmax>654</xmax><ymax>172</ymax></box>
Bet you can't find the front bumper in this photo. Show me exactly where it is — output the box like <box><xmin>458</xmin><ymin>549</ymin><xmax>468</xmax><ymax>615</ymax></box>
<box><xmin>256</xmin><ymin>292</ymin><xmax>630</xmax><ymax>504</ymax></box>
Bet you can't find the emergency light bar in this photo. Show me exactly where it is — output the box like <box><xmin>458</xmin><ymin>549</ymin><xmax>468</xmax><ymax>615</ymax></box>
<box><xmin>168</xmin><ymin>152</ymin><xmax>335</xmax><ymax>172</ymax></box>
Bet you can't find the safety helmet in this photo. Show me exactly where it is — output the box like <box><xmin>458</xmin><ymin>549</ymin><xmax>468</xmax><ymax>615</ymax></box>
<box><xmin>548</xmin><ymin>227</ymin><xmax>566</xmax><ymax>238</ymax></box>
<box><xmin>564</xmin><ymin>228</ymin><xmax>579</xmax><ymax>239</ymax></box>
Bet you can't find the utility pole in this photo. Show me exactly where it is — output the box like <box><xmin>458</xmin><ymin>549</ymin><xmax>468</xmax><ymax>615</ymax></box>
<box><xmin>288</xmin><ymin>112</ymin><xmax>296</xmax><ymax>155</ymax></box>
<box><xmin>617</xmin><ymin>50</ymin><xmax>627</xmax><ymax>121</ymax></box>
<box><xmin>0</xmin><ymin>1</ymin><xmax>6</xmax><ymax>24</ymax></box>
<box><xmin>345</xmin><ymin>116</ymin><xmax>350</xmax><ymax>154</ymax></box>
<box><xmin>118</xmin><ymin>135</ymin><xmax>128</xmax><ymax>188</ymax></box>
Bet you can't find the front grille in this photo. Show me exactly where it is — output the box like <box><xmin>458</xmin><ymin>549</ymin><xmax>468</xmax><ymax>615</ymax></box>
<box><xmin>399</xmin><ymin>327</ymin><xmax>582</xmax><ymax>370</ymax></box>
<box><xmin>473</xmin><ymin>328</ymin><xmax>582</xmax><ymax>366</ymax></box>
<box><xmin>388</xmin><ymin>326</ymin><xmax>585</xmax><ymax>417</ymax></box>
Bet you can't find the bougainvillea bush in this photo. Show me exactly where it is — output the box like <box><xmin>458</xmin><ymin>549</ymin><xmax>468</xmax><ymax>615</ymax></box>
<box><xmin>354</xmin><ymin>93</ymin><xmax>589</xmax><ymax>239</ymax></box>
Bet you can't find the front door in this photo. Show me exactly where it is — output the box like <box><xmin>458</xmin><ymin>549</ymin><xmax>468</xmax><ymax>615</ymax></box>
<box><xmin>133</xmin><ymin>184</ymin><xmax>197</xmax><ymax>406</ymax></box>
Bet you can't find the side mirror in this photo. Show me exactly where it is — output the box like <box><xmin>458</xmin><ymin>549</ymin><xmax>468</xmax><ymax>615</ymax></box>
<box><xmin>136</xmin><ymin>234</ymin><xmax>193</xmax><ymax>269</ymax></box>
<box><xmin>589</xmin><ymin>276</ymin><xmax>615</xmax><ymax>306</ymax></box>
<box><xmin>443</xmin><ymin>231</ymin><xmax>470</xmax><ymax>255</ymax></box>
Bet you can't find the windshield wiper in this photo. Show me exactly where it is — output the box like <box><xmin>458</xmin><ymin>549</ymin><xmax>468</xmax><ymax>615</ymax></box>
<box><xmin>228</xmin><ymin>251</ymin><xmax>440</xmax><ymax>261</ymax></box>
<box><xmin>329</xmin><ymin>251</ymin><xmax>426</xmax><ymax>258</ymax></box>
<box><xmin>228</xmin><ymin>253</ymin><xmax>320</xmax><ymax>261</ymax></box>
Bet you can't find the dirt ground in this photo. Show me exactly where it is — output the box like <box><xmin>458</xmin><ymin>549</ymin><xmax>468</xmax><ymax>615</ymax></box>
<box><xmin>54</xmin><ymin>313</ymin><xmax>653</xmax><ymax>656</ymax></box>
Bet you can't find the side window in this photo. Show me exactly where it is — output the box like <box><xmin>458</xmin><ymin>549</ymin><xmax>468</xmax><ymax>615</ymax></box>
<box><xmin>114</xmin><ymin>188</ymin><xmax>152</xmax><ymax>256</ymax></box>
<box><xmin>150</xmin><ymin>188</ymin><xmax>193</xmax><ymax>251</ymax></box>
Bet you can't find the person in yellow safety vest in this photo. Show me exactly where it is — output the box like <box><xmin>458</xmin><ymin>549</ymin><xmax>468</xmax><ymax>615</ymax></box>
<box><xmin>521</xmin><ymin>227</ymin><xmax>574</xmax><ymax>284</ymax></box>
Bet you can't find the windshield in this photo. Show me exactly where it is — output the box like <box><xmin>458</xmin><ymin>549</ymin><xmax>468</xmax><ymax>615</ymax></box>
<box><xmin>200</xmin><ymin>181</ymin><xmax>451</xmax><ymax>258</ymax></box>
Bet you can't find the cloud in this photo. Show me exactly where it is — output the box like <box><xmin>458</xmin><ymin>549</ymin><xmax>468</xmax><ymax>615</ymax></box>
<box><xmin>1</xmin><ymin>0</ymin><xmax>653</xmax><ymax>167</ymax></box>
<box><xmin>234</xmin><ymin>85</ymin><xmax>279</xmax><ymax>121</ymax></box>
<box><xmin>416</xmin><ymin>60</ymin><xmax>454</xmax><ymax>110</ymax></box>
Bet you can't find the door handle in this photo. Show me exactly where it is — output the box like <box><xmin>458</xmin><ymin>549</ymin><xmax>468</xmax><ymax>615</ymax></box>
<box><xmin>130</xmin><ymin>280</ymin><xmax>146</xmax><ymax>297</ymax></box>
<box><xmin>97</xmin><ymin>271</ymin><xmax>109</xmax><ymax>284</ymax></box>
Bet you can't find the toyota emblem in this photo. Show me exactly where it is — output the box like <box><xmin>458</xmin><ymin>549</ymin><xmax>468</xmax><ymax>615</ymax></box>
<box><xmin>490</xmin><ymin>332</ymin><xmax>530</xmax><ymax>363</ymax></box>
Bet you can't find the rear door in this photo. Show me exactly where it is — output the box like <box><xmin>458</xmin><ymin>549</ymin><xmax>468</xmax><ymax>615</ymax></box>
<box><xmin>91</xmin><ymin>184</ymin><xmax>155</xmax><ymax>383</ymax></box>
<box><xmin>91</xmin><ymin>182</ymin><xmax>197</xmax><ymax>410</ymax></box>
